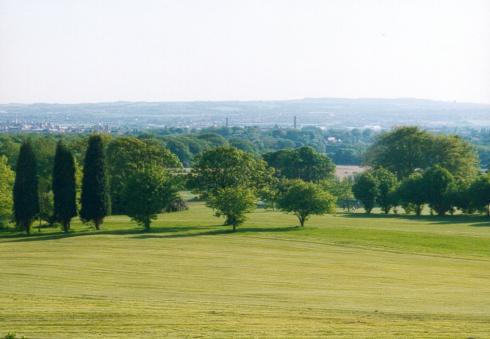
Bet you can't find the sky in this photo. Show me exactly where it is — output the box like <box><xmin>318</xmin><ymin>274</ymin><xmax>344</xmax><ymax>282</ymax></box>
<box><xmin>0</xmin><ymin>0</ymin><xmax>489</xmax><ymax>104</ymax></box>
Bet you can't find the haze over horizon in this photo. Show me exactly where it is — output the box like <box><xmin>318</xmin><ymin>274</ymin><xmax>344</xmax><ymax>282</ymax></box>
<box><xmin>1</xmin><ymin>0</ymin><xmax>489</xmax><ymax>104</ymax></box>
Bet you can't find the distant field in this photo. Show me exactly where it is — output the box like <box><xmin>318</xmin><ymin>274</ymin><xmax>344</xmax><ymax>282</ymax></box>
<box><xmin>334</xmin><ymin>165</ymin><xmax>365</xmax><ymax>179</ymax></box>
<box><xmin>1</xmin><ymin>203</ymin><xmax>490</xmax><ymax>338</ymax></box>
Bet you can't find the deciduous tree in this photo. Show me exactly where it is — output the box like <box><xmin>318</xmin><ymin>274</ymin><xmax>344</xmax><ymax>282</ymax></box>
<box><xmin>352</xmin><ymin>172</ymin><xmax>378</xmax><ymax>214</ymax></box>
<box><xmin>207</xmin><ymin>187</ymin><xmax>256</xmax><ymax>231</ymax></box>
<box><xmin>277</xmin><ymin>180</ymin><xmax>336</xmax><ymax>226</ymax></box>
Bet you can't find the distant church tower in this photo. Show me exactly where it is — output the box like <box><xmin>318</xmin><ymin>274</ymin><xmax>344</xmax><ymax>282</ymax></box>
<box><xmin>293</xmin><ymin>116</ymin><xmax>297</xmax><ymax>129</ymax></box>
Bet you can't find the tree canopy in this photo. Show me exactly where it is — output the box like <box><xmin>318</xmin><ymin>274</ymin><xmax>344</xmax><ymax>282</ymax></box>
<box><xmin>207</xmin><ymin>187</ymin><xmax>256</xmax><ymax>231</ymax></box>
<box><xmin>277</xmin><ymin>180</ymin><xmax>336</xmax><ymax>226</ymax></box>
<box><xmin>263</xmin><ymin>146</ymin><xmax>335</xmax><ymax>183</ymax></box>
<box><xmin>189</xmin><ymin>146</ymin><xmax>273</xmax><ymax>197</ymax></box>
<box><xmin>365</xmin><ymin>126</ymin><xmax>479</xmax><ymax>180</ymax></box>
<box><xmin>0</xmin><ymin>156</ymin><xmax>14</xmax><ymax>227</ymax></box>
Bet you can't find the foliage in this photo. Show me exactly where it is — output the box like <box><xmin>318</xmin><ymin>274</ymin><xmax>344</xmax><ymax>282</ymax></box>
<box><xmin>396</xmin><ymin>172</ymin><xmax>426</xmax><ymax>215</ymax></box>
<box><xmin>321</xmin><ymin>176</ymin><xmax>355</xmax><ymax>210</ymax></box>
<box><xmin>38</xmin><ymin>190</ymin><xmax>54</xmax><ymax>225</ymax></box>
<box><xmin>352</xmin><ymin>172</ymin><xmax>378</xmax><ymax>214</ymax></box>
<box><xmin>52</xmin><ymin>141</ymin><xmax>77</xmax><ymax>232</ymax></box>
<box><xmin>365</xmin><ymin>126</ymin><xmax>478</xmax><ymax>180</ymax></box>
<box><xmin>106</xmin><ymin>137</ymin><xmax>180</xmax><ymax>214</ymax></box>
<box><xmin>80</xmin><ymin>135</ymin><xmax>110</xmax><ymax>229</ymax></box>
<box><xmin>123</xmin><ymin>166</ymin><xmax>176</xmax><ymax>230</ymax></box>
<box><xmin>189</xmin><ymin>146</ymin><xmax>273</xmax><ymax>197</ymax></box>
<box><xmin>0</xmin><ymin>156</ymin><xmax>14</xmax><ymax>227</ymax></box>
<box><xmin>277</xmin><ymin>179</ymin><xmax>336</xmax><ymax>226</ymax></box>
<box><xmin>13</xmin><ymin>141</ymin><xmax>39</xmax><ymax>234</ymax></box>
<box><xmin>165</xmin><ymin>196</ymin><xmax>189</xmax><ymax>212</ymax></box>
<box><xmin>422</xmin><ymin>166</ymin><xmax>455</xmax><ymax>216</ymax></box>
<box><xmin>264</xmin><ymin>147</ymin><xmax>335</xmax><ymax>183</ymax></box>
<box><xmin>469</xmin><ymin>173</ymin><xmax>490</xmax><ymax>216</ymax></box>
<box><xmin>207</xmin><ymin>187</ymin><xmax>256</xmax><ymax>230</ymax></box>
<box><xmin>372</xmin><ymin>167</ymin><xmax>398</xmax><ymax>214</ymax></box>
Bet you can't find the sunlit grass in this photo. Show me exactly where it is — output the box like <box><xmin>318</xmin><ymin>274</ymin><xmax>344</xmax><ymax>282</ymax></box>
<box><xmin>1</xmin><ymin>203</ymin><xmax>489</xmax><ymax>338</ymax></box>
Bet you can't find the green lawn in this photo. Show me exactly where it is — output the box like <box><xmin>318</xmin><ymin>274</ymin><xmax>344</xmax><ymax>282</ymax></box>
<box><xmin>1</xmin><ymin>203</ymin><xmax>490</xmax><ymax>338</ymax></box>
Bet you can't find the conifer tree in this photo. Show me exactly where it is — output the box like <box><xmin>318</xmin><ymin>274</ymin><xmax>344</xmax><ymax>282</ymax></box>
<box><xmin>52</xmin><ymin>141</ymin><xmax>77</xmax><ymax>233</ymax></box>
<box><xmin>80</xmin><ymin>135</ymin><xmax>110</xmax><ymax>230</ymax></box>
<box><xmin>13</xmin><ymin>141</ymin><xmax>39</xmax><ymax>234</ymax></box>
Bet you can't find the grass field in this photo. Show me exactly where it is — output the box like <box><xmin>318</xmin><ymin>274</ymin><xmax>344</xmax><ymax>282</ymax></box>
<box><xmin>1</xmin><ymin>203</ymin><xmax>490</xmax><ymax>338</ymax></box>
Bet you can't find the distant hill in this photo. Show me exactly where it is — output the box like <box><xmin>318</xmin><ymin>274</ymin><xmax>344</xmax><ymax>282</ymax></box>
<box><xmin>1</xmin><ymin>98</ymin><xmax>489</xmax><ymax>128</ymax></box>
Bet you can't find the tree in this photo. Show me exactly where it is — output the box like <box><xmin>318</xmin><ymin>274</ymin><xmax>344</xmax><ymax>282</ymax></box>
<box><xmin>372</xmin><ymin>168</ymin><xmax>398</xmax><ymax>214</ymax></box>
<box><xmin>123</xmin><ymin>166</ymin><xmax>177</xmax><ymax>230</ymax></box>
<box><xmin>189</xmin><ymin>147</ymin><xmax>273</xmax><ymax>197</ymax></box>
<box><xmin>469</xmin><ymin>173</ymin><xmax>490</xmax><ymax>216</ymax></box>
<box><xmin>365</xmin><ymin>127</ymin><xmax>431</xmax><ymax>179</ymax></box>
<box><xmin>430</xmin><ymin>135</ymin><xmax>480</xmax><ymax>180</ymax></box>
<box><xmin>264</xmin><ymin>147</ymin><xmax>335</xmax><ymax>182</ymax></box>
<box><xmin>423</xmin><ymin>166</ymin><xmax>454</xmax><ymax>216</ymax></box>
<box><xmin>0</xmin><ymin>156</ymin><xmax>14</xmax><ymax>227</ymax></box>
<box><xmin>80</xmin><ymin>135</ymin><xmax>110</xmax><ymax>230</ymax></box>
<box><xmin>52</xmin><ymin>141</ymin><xmax>77</xmax><ymax>232</ymax></box>
<box><xmin>106</xmin><ymin>137</ymin><xmax>180</xmax><ymax>214</ymax></box>
<box><xmin>207</xmin><ymin>187</ymin><xmax>256</xmax><ymax>231</ymax></box>
<box><xmin>277</xmin><ymin>180</ymin><xmax>336</xmax><ymax>227</ymax></box>
<box><xmin>352</xmin><ymin>172</ymin><xmax>378</xmax><ymax>214</ymax></box>
<box><xmin>38</xmin><ymin>190</ymin><xmax>54</xmax><ymax>226</ymax></box>
<box><xmin>321</xmin><ymin>177</ymin><xmax>355</xmax><ymax>211</ymax></box>
<box><xmin>365</xmin><ymin>126</ymin><xmax>479</xmax><ymax>180</ymax></box>
<box><xmin>13</xmin><ymin>141</ymin><xmax>39</xmax><ymax>234</ymax></box>
<box><xmin>397</xmin><ymin>172</ymin><xmax>426</xmax><ymax>216</ymax></box>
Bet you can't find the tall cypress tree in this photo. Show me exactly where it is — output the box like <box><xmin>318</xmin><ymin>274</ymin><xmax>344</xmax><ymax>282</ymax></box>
<box><xmin>80</xmin><ymin>135</ymin><xmax>110</xmax><ymax>230</ymax></box>
<box><xmin>13</xmin><ymin>141</ymin><xmax>39</xmax><ymax>234</ymax></box>
<box><xmin>52</xmin><ymin>141</ymin><xmax>77</xmax><ymax>233</ymax></box>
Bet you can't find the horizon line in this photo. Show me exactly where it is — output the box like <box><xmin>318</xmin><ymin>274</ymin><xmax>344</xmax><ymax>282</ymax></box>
<box><xmin>1</xmin><ymin>96</ymin><xmax>490</xmax><ymax>106</ymax></box>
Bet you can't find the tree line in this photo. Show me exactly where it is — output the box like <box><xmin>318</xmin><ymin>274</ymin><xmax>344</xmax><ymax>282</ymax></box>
<box><xmin>0</xmin><ymin>126</ymin><xmax>488</xmax><ymax>235</ymax></box>
<box><xmin>353</xmin><ymin>127</ymin><xmax>490</xmax><ymax>216</ymax></box>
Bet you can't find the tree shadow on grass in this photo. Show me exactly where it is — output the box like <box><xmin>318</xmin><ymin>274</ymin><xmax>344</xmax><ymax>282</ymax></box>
<box><xmin>0</xmin><ymin>225</ymin><xmax>209</xmax><ymax>243</ymax></box>
<box><xmin>0</xmin><ymin>225</ymin><xmax>301</xmax><ymax>243</ymax></box>
<box><xmin>342</xmin><ymin>212</ymin><xmax>490</xmax><ymax>227</ymax></box>
<box><xmin>131</xmin><ymin>226</ymin><xmax>300</xmax><ymax>239</ymax></box>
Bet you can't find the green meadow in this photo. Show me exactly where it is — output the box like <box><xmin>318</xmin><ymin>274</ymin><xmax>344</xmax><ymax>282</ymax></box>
<box><xmin>1</xmin><ymin>202</ymin><xmax>490</xmax><ymax>338</ymax></box>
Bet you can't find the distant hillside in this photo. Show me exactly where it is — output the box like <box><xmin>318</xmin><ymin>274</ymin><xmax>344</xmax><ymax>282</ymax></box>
<box><xmin>1</xmin><ymin>98</ymin><xmax>489</xmax><ymax>128</ymax></box>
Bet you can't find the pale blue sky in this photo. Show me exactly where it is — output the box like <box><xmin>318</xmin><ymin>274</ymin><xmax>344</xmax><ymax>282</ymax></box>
<box><xmin>0</xmin><ymin>0</ymin><xmax>489</xmax><ymax>104</ymax></box>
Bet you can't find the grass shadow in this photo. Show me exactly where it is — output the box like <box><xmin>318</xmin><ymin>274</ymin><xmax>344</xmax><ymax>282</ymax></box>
<box><xmin>131</xmin><ymin>226</ymin><xmax>301</xmax><ymax>239</ymax></box>
<box><xmin>342</xmin><ymin>212</ymin><xmax>490</xmax><ymax>226</ymax></box>
<box><xmin>0</xmin><ymin>225</ymin><xmax>208</xmax><ymax>243</ymax></box>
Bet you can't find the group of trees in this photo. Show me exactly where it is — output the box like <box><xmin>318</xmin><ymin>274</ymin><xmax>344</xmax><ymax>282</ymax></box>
<box><xmin>11</xmin><ymin>137</ymin><xmax>110</xmax><ymax>234</ymax></box>
<box><xmin>189</xmin><ymin>146</ymin><xmax>337</xmax><ymax>230</ymax></box>
<box><xmin>1</xmin><ymin>125</ymin><xmax>489</xmax><ymax>235</ymax></box>
<box><xmin>353</xmin><ymin>127</ymin><xmax>490</xmax><ymax>216</ymax></box>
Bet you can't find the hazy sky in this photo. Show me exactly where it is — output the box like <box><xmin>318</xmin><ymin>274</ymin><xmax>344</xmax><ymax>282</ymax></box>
<box><xmin>0</xmin><ymin>0</ymin><xmax>489</xmax><ymax>104</ymax></box>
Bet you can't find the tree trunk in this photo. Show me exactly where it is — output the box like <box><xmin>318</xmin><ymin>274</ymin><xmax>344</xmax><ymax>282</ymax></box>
<box><xmin>232</xmin><ymin>224</ymin><xmax>236</xmax><ymax>232</ymax></box>
<box><xmin>94</xmin><ymin>218</ymin><xmax>101</xmax><ymax>230</ymax></box>
<box><xmin>63</xmin><ymin>221</ymin><xmax>69</xmax><ymax>233</ymax></box>
<box><xmin>24</xmin><ymin>221</ymin><xmax>30</xmax><ymax>235</ymax></box>
<box><xmin>298</xmin><ymin>215</ymin><xmax>305</xmax><ymax>227</ymax></box>
<box><xmin>487</xmin><ymin>204</ymin><xmax>489</xmax><ymax>217</ymax></box>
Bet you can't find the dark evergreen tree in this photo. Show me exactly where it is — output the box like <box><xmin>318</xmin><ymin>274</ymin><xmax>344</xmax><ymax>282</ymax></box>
<box><xmin>80</xmin><ymin>135</ymin><xmax>110</xmax><ymax>230</ymax></box>
<box><xmin>52</xmin><ymin>141</ymin><xmax>77</xmax><ymax>233</ymax></box>
<box><xmin>13</xmin><ymin>141</ymin><xmax>39</xmax><ymax>234</ymax></box>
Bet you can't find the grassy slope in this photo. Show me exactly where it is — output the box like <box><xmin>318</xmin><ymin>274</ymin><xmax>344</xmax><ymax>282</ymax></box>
<box><xmin>1</xmin><ymin>203</ymin><xmax>489</xmax><ymax>338</ymax></box>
